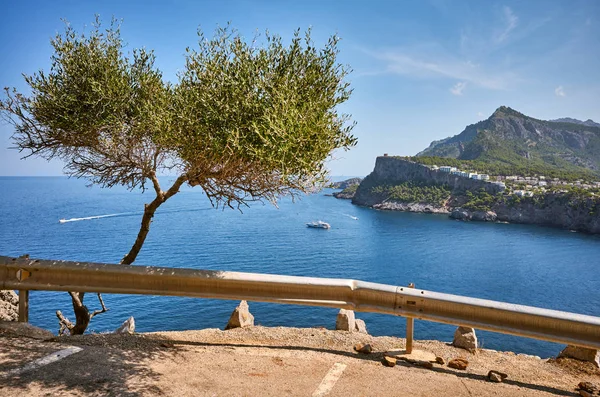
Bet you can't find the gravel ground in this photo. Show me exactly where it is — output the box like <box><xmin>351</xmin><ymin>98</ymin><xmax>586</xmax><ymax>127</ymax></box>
<box><xmin>1</xmin><ymin>326</ymin><xmax>598</xmax><ymax>396</ymax></box>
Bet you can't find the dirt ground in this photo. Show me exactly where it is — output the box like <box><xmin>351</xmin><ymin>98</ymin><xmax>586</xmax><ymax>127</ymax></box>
<box><xmin>1</xmin><ymin>325</ymin><xmax>599</xmax><ymax>396</ymax></box>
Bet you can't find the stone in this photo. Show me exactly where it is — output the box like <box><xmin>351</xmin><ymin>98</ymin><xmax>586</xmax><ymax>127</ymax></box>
<box><xmin>452</xmin><ymin>326</ymin><xmax>478</xmax><ymax>351</ymax></box>
<box><xmin>225</xmin><ymin>300</ymin><xmax>254</xmax><ymax>330</ymax></box>
<box><xmin>354</xmin><ymin>319</ymin><xmax>368</xmax><ymax>334</ymax></box>
<box><xmin>488</xmin><ymin>372</ymin><xmax>502</xmax><ymax>383</ymax></box>
<box><xmin>0</xmin><ymin>290</ymin><xmax>19</xmax><ymax>322</ymax></box>
<box><xmin>415</xmin><ymin>361</ymin><xmax>434</xmax><ymax>369</ymax></box>
<box><xmin>450</xmin><ymin>208</ymin><xmax>471</xmax><ymax>221</ymax></box>
<box><xmin>487</xmin><ymin>370</ymin><xmax>508</xmax><ymax>383</ymax></box>
<box><xmin>577</xmin><ymin>382</ymin><xmax>598</xmax><ymax>393</ymax></box>
<box><xmin>386</xmin><ymin>349</ymin><xmax>437</xmax><ymax>365</ymax></box>
<box><xmin>448</xmin><ymin>358</ymin><xmax>469</xmax><ymax>370</ymax></box>
<box><xmin>559</xmin><ymin>346</ymin><xmax>600</xmax><ymax>368</ymax></box>
<box><xmin>578</xmin><ymin>390</ymin><xmax>593</xmax><ymax>397</ymax></box>
<box><xmin>382</xmin><ymin>356</ymin><xmax>397</xmax><ymax>367</ymax></box>
<box><xmin>115</xmin><ymin>316</ymin><xmax>135</xmax><ymax>334</ymax></box>
<box><xmin>472</xmin><ymin>211</ymin><xmax>498</xmax><ymax>222</ymax></box>
<box><xmin>354</xmin><ymin>342</ymin><xmax>372</xmax><ymax>354</ymax></box>
<box><xmin>335</xmin><ymin>309</ymin><xmax>355</xmax><ymax>331</ymax></box>
<box><xmin>435</xmin><ymin>356</ymin><xmax>445</xmax><ymax>365</ymax></box>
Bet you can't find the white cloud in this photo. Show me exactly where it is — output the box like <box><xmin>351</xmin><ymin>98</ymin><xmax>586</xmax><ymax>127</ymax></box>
<box><xmin>555</xmin><ymin>86</ymin><xmax>566</xmax><ymax>97</ymax></box>
<box><xmin>478</xmin><ymin>112</ymin><xmax>485</xmax><ymax>117</ymax></box>
<box><xmin>370</xmin><ymin>48</ymin><xmax>517</xmax><ymax>90</ymax></box>
<box><xmin>495</xmin><ymin>6</ymin><xmax>518</xmax><ymax>43</ymax></box>
<box><xmin>450</xmin><ymin>82</ymin><xmax>467</xmax><ymax>95</ymax></box>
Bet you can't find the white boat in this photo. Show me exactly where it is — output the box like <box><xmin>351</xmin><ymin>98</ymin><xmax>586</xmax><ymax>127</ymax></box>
<box><xmin>306</xmin><ymin>220</ymin><xmax>331</xmax><ymax>229</ymax></box>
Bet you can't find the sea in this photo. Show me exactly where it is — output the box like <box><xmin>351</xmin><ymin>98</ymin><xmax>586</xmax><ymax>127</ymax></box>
<box><xmin>1</xmin><ymin>176</ymin><xmax>599</xmax><ymax>358</ymax></box>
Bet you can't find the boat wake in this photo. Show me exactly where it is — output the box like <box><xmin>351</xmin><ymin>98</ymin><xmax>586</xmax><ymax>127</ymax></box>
<box><xmin>343</xmin><ymin>214</ymin><xmax>359</xmax><ymax>220</ymax></box>
<box><xmin>59</xmin><ymin>206</ymin><xmax>214</xmax><ymax>224</ymax></box>
<box><xmin>59</xmin><ymin>213</ymin><xmax>133</xmax><ymax>223</ymax></box>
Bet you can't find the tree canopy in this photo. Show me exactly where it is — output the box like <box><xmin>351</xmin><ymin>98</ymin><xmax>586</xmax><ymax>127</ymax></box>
<box><xmin>1</xmin><ymin>17</ymin><xmax>356</xmax><ymax>206</ymax></box>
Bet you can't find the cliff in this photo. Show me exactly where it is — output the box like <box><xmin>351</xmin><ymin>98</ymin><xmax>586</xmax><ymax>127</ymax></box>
<box><xmin>493</xmin><ymin>195</ymin><xmax>600</xmax><ymax>233</ymax></box>
<box><xmin>352</xmin><ymin>156</ymin><xmax>503</xmax><ymax>207</ymax></box>
<box><xmin>350</xmin><ymin>156</ymin><xmax>600</xmax><ymax>234</ymax></box>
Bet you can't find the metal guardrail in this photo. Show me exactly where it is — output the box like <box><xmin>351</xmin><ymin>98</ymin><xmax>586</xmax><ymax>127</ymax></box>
<box><xmin>1</xmin><ymin>255</ymin><xmax>599</xmax><ymax>350</ymax></box>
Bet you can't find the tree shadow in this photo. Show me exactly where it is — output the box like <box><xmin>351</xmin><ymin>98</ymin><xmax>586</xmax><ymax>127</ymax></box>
<box><xmin>138</xmin><ymin>334</ymin><xmax>580</xmax><ymax>397</ymax></box>
<box><xmin>0</xmin><ymin>333</ymin><xmax>582</xmax><ymax>397</ymax></box>
<box><xmin>1</xmin><ymin>335</ymin><xmax>175</xmax><ymax>396</ymax></box>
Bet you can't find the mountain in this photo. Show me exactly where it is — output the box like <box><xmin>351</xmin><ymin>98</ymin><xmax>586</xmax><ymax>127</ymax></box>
<box><xmin>417</xmin><ymin>106</ymin><xmax>600</xmax><ymax>176</ymax></box>
<box><xmin>550</xmin><ymin>118</ymin><xmax>600</xmax><ymax>128</ymax></box>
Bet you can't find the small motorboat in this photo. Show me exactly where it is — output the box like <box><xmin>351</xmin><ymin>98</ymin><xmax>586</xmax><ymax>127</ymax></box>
<box><xmin>306</xmin><ymin>220</ymin><xmax>331</xmax><ymax>229</ymax></box>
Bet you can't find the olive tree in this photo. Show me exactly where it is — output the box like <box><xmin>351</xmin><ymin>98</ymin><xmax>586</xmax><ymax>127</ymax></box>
<box><xmin>0</xmin><ymin>18</ymin><xmax>356</xmax><ymax>335</ymax></box>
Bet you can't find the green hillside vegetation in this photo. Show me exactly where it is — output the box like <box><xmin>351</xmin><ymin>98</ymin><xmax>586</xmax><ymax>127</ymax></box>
<box><xmin>462</xmin><ymin>189</ymin><xmax>500</xmax><ymax>212</ymax></box>
<box><xmin>371</xmin><ymin>182</ymin><xmax>451</xmax><ymax>205</ymax></box>
<box><xmin>338</xmin><ymin>184</ymin><xmax>358</xmax><ymax>195</ymax></box>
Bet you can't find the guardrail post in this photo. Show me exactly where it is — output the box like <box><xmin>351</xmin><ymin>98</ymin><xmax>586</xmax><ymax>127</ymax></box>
<box><xmin>406</xmin><ymin>283</ymin><xmax>415</xmax><ymax>353</ymax></box>
<box><xmin>18</xmin><ymin>290</ymin><xmax>29</xmax><ymax>322</ymax></box>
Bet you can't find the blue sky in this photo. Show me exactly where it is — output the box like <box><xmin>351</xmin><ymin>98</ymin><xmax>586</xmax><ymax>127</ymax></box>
<box><xmin>1</xmin><ymin>0</ymin><xmax>599</xmax><ymax>177</ymax></box>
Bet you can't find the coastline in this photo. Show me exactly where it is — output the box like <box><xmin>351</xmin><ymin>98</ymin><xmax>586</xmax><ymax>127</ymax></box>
<box><xmin>339</xmin><ymin>156</ymin><xmax>600</xmax><ymax>234</ymax></box>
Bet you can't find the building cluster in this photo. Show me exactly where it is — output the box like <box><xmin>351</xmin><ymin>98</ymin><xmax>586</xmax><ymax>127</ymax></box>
<box><xmin>427</xmin><ymin>164</ymin><xmax>506</xmax><ymax>191</ymax></box>
<box><xmin>432</xmin><ymin>165</ymin><xmax>490</xmax><ymax>181</ymax></box>
<box><xmin>407</xmin><ymin>157</ymin><xmax>600</xmax><ymax>197</ymax></box>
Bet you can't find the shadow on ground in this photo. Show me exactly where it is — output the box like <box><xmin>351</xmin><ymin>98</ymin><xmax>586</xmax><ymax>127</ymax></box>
<box><xmin>1</xmin><ymin>334</ymin><xmax>175</xmax><ymax>396</ymax></box>
<box><xmin>1</xmin><ymin>332</ymin><xmax>586</xmax><ymax>397</ymax></box>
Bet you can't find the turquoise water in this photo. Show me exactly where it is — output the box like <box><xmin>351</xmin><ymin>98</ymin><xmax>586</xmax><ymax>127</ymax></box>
<box><xmin>1</xmin><ymin>176</ymin><xmax>599</xmax><ymax>357</ymax></box>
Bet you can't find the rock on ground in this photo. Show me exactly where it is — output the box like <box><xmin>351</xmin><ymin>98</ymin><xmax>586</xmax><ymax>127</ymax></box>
<box><xmin>448</xmin><ymin>358</ymin><xmax>469</xmax><ymax>370</ymax></box>
<box><xmin>382</xmin><ymin>356</ymin><xmax>397</xmax><ymax>367</ymax></box>
<box><xmin>487</xmin><ymin>370</ymin><xmax>508</xmax><ymax>383</ymax></box>
<box><xmin>335</xmin><ymin>309</ymin><xmax>355</xmax><ymax>331</ymax></box>
<box><xmin>225</xmin><ymin>300</ymin><xmax>254</xmax><ymax>330</ymax></box>
<box><xmin>354</xmin><ymin>319</ymin><xmax>368</xmax><ymax>334</ymax></box>
<box><xmin>559</xmin><ymin>346</ymin><xmax>600</xmax><ymax>368</ymax></box>
<box><xmin>0</xmin><ymin>290</ymin><xmax>19</xmax><ymax>322</ymax></box>
<box><xmin>354</xmin><ymin>342</ymin><xmax>372</xmax><ymax>354</ymax></box>
<box><xmin>452</xmin><ymin>326</ymin><xmax>478</xmax><ymax>351</ymax></box>
<box><xmin>115</xmin><ymin>316</ymin><xmax>135</xmax><ymax>334</ymax></box>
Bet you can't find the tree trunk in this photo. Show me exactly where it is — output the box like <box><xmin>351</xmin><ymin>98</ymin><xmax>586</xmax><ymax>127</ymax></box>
<box><xmin>69</xmin><ymin>292</ymin><xmax>89</xmax><ymax>335</ymax></box>
<box><xmin>120</xmin><ymin>174</ymin><xmax>187</xmax><ymax>265</ymax></box>
<box><xmin>121</xmin><ymin>198</ymin><xmax>163</xmax><ymax>265</ymax></box>
<box><xmin>65</xmin><ymin>174</ymin><xmax>187</xmax><ymax>334</ymax></box>
<box><xmin>71</xmin><ymin>301</ymin><xmax>90</xmax><ymax>334</ymax></box>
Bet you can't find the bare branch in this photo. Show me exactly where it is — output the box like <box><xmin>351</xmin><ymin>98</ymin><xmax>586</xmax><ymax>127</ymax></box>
<box><xmin>56</xmin><ymin>310</ymin><xmax>74</xmax><ymax>336</ymax></box>
<box><xmin>89</xmin><ymin>293</ymin><xmax>109</xmax><ymax>319</ymax></box>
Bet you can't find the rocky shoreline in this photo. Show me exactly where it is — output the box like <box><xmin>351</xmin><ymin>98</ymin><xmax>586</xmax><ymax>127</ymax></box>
<box><xmin>333</xmin><ymin>157</ymin><xmax>600</xmax><ymax>234</ymax></box>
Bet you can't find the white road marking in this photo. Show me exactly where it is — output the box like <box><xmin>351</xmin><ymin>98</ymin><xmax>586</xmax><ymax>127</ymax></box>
<box><xmin>3</xmin><ymin>346</ymin><xmax>83</xmax><ymax>376</ymax></box>
<box><xmin>312</xmin><ymin>362</ymin><xmax>347</xmax><ymax>397</ymax></box>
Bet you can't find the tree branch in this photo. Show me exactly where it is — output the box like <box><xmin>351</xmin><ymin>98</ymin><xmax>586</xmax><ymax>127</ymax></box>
<box><xmin>56</xmin><ymin>310</ymin><xmax>74</xmax><ymax>336</ymax></box>
<box><xmin>149</xmin><ymin>170</ymin><xmax>163</xmax><ymax>197</ymax></box>
<box><xmin>89</xmin><ymin>293</ymin><xmax>109</xmax><ymax>319</ymax></box>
